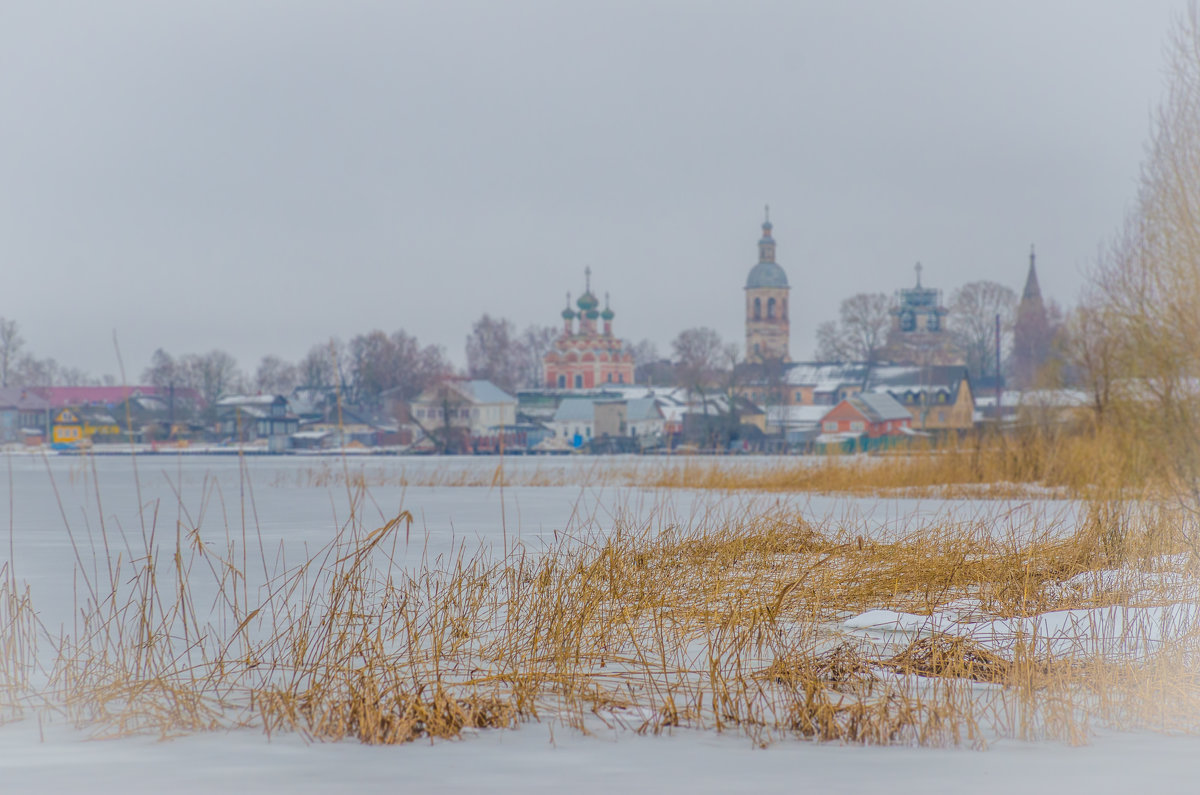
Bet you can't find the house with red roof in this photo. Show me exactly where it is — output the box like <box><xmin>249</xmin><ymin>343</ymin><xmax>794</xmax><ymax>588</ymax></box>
<box><xmin>819</xmin><ymin>392</ymin><xmax>913</xmax><ymax>446</ymax></box>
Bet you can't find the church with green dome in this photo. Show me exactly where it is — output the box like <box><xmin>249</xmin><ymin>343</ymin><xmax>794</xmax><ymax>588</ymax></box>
<box><xmin>543</xmin><ymin>268</ymin><xmax>635</xmax><ymax>389</ymax></box>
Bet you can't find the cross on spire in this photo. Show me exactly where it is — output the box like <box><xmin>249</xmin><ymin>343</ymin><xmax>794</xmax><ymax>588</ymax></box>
<box><xmin>764</xmin><ymin>204</ymin><xmax>770</xmax><ymax>223</ymax></box>
<box><xmin>915</xmin><ymin>261</ymin><xmax>923</xmax><ymax>287</ymax></box>
<box><xmin>585</xmin><ymin>266</ymin><xmax>592</xmax><ymax>293</ymax></box>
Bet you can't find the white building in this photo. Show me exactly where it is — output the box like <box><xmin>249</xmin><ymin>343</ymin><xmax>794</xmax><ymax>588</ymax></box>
<box><xmin>548</xmin><ymin>398</ymin><xmax>596</xmax><ymax>448</ymax></box>
<box><xmin>409</xmin><ymin>380</ymin><xmax>517</xmax><ymax>438</ymax></box>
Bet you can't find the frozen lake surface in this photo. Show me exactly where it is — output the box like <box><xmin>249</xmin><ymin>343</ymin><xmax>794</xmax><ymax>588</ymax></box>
<box><xmin>2</xmin><ymin>453</ymin><xmax>1193</xmax><ymax>794</ymax></box>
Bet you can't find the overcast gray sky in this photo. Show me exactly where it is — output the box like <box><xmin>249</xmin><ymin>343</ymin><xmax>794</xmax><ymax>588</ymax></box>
<box><xmin>0</xmin><ymin>1</ymin><xmax>1184</xmax><ymax>378</ymax></box>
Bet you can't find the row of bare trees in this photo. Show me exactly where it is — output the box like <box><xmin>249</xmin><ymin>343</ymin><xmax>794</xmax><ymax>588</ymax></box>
<box><xmin>135</xmin><ymin>317</ymin><xmax>567</xmax><ymax>412</ymax></box>
<box><xmin>0</xmin><ymin>318</ymin><xmax>108</xmax><ymax>388</ymax></box>
<box><xmin>813</xmin><ymin>281</ymin><xmax>1061</xmax><ymax>385</ymax></box>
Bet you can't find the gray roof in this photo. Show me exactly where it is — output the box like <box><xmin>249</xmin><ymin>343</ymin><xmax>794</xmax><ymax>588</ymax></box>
<box><xmin>868</xmin><ymin>365</ymin><xmax>969</xmax><ymax>401</ymax></box>
<box><xmin>625</xmin><ymin>397</ymin><xmax>662</xmax><ymax>422</ymax></box>
<box><xmin>848</xmin><ymin>392</ymin><xmax>912</xmax><ymax>423</ymax></box>
<box><xmin>783</xmin><ymin>362</ymin><xmax>871</xmax><ymax>390</ymax></box>
<box><xmin>552</xmin><ymin>398</ymin><xmax>596</xmax><ymax>422</ymax></box>
<box><xmin>0</xmin><ymin>388</ymin><xmax>51</xmax><ymax>411</ymax></box>
<box><xmin>217</xmin><ymin>394</ymin><xmax>287</xmax><ymax>407</ymax></box>
<box><xmin>745</xmin><ymin>261</ymin><xmax>789</xmax><ymax>289</ymax></box>
<box><xmin>461</xmin><ymin>380</ymin><xmax>516</xmax><ymax>405</ymax></box>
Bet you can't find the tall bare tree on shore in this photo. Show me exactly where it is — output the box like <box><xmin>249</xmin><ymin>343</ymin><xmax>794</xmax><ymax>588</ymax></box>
<box><xmin>1076</xmin><ymin>4</ymin><xmax>1200</xmax><ymax>548</ymax></box>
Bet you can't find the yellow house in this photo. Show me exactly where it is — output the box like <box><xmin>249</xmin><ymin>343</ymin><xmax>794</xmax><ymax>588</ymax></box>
<box><xmin>51</xmin><ymin>408</ymin><xmax>121</xmax><ymax>445</ymax></box>
<box><xmin>869</xmin><ymin>365</ymin><xmax>975</xmax><ymax>432</ymax></box>
<box><xmin>51</xmin><ymin>409</ymin><xmax>82</xmax><ymax>445</ymax></box>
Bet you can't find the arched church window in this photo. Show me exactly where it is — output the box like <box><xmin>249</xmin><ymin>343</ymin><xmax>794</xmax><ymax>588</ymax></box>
<box><xmin>558</xmin><ymin>374</ymin><xmax>566</xmax><ymax>388</ymax></box>
<box><xmin>767</xmin><ymin>297</ymin><xmax>776</xmax><ymax>319</ymax></box>
<box><xmin>754</xmin><ymin>298</ymin><xmax>762</xmax><ymax>320</ymax></box>
<box><xmin>574</xmin><ymin>374</ymin><xmax>583</xmax><ymax>388</ymax></box>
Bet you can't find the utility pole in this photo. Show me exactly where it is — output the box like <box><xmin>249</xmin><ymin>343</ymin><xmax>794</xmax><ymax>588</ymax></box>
<box><xmin>995</xmin><ymin>313</ymin><xmax>1002</xmax><ymax>428</ymax></box>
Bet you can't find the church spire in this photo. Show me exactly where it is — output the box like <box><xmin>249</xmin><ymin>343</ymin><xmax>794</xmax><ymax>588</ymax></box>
<box><xmin>1023</xmin><ymin>244</ymin><xmax>1042</xmax><ymax>302</ymax></box>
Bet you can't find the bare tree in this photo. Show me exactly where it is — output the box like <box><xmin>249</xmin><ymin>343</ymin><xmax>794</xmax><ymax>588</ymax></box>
<box><xmin>813</xmin><ymin>293</ymin><xmax>892</xmax><ymax>362</ymax></box>
<box><xmin>0</xmin><ymin>318</ymin><xmax>23</xmax><ymax>387</ymax></box>
<box><xmin>516</xmin><ymin>324</ymin><xmax>559</xmax><ymax>389</ymax></box>
<box><xmin>12</xmin><ymin>354</ymin><xmax>55</xmax><ymax>386</ymax></box>
<box><xmin>1077</xmin><ymin>6</ymin><xmax>1200</xmax><ymax>549</ymax></box>
<box><xmin>349</xmin><ymin>329</ymin><xmax>449</xmax><ymax>407</ymax></box>
<box><xmin>948</xmin><ymin>280</ymin><xmax>1017</xmax><ymax>383</ymax></box>
<box><xmin>142</xmin><ymin>348</ymin><xmax>180</xmax><ymax>389</ymax></box>
<box><xmin>254</xmin><ymin>355</ymin><xmax>298</xmax><ymax>395</ymax></box>
<box><xmin>672</xmin><ymin>327</ymin><xmax>724</xmax><ymax>398</ymax></box>
<box><xmin>633</xmin><ymin>339</ymin><xmax>659</xmax><ymax>368</ymax></box>
<box><xmin>814</xmin><ymin>320</ymin><xmax>852</xmax><ymax>361</ymax></box>
<box><xmin>1058</xmin><ymin>296</ymin><xmax>1117</xmax><ymax>420</ymax></box>
<box><xmin>465</xmin><ymin>314</ymin><xmax>523</xmax><ymax>393</ymax></box>
<box><xmin>298</xmin><ymin>341</ymin><xmax>339</xmax><ymax>390</ymax></box>
<box><xmin>180</xmin><ymin>350</ymin><xmax>245</xmax><ymax>409</ymax></box>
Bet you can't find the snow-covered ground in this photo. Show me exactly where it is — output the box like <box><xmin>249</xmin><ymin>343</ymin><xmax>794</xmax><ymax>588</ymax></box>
<box><xmin>2</xmin><ymin>454</ymin><xmax>1197</xmax><ymax>794</ymax></box>
<box><xmin>2</xmin><ymin>719</ymin><xmax>1199</xmax><ymax>794</ymax></box>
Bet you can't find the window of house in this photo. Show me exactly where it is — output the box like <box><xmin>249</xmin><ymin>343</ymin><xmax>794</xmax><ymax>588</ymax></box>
<box><xmin>795</xmin><ymin>392</ymin><xmax>803</xmax><ymax>402</ymax></box>
<box><xmin>618</xmin><ymin>373</ymin><xmax>624</xmax><ymax>383</ymax></box>
<box><xmin>607</xmin><ymin>373</ymin><xmax>613</xmax><ymax>383</ymax></box>
<box><xmin>557</xmin><ymin>374</ymin><xmax>566</xmax><ymax>388</ymax></box>
<box><xmin>574</xmin><ymin>374</ymin><xmax>583</xmax><ymax>388</ymax></box>
<box><xmin>850</xmin><ymin>421</ymin><xmax>865</xmax><ymax>432</ymax></box>
<box><xmin>938</xmin><ymin>411</ymin><xmax>946</xmax><ymax>423</ymax></box>
<box><xmin>823</xmin><ymin>421</ymin><xmax>837</xmax><ymax>432</ymax></box>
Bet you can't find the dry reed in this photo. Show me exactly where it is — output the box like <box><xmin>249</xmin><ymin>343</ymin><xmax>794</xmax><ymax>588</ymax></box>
<box><xmin>5</xmin><ymin>435</ymin><xmax>1200</xmax><ymax>750</ymax></box>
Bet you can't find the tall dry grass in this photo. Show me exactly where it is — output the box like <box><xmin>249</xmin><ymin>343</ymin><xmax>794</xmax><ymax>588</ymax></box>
<box><xmin>15</xmin><ymin>460</ymin><xmax>1199</xmax><ymax>750</ymax></box>
<box><xmin>270</xmin><ymin>424</ymin><xmax>1159</xmax><ymax>507</ymax></box>
<box><xmin>645</xmin><ymin>424</ymin><xmax>1152</xmax><ymax>500</ymax></box>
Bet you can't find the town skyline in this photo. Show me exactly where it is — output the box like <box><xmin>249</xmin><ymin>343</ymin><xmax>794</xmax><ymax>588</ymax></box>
<box><xmin>1</xmin><ymin>2</ymin><xmax>1182</xmax><ymax>377</ymax></box>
